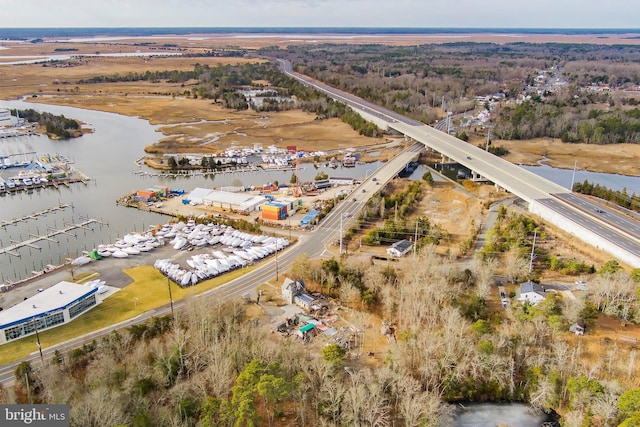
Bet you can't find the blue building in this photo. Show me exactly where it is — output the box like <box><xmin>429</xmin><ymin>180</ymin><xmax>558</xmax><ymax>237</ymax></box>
<box><xmin>0</xmin><ymin>282</ymin><xmax>103</xmax><ymax>344</ymax></box>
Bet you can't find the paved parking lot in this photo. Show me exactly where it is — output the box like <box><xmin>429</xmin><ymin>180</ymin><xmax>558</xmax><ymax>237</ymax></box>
<box><xmin>0</xmin><ymin>244</ymin><xmax>181</xmax><ymax>310</ymax></box>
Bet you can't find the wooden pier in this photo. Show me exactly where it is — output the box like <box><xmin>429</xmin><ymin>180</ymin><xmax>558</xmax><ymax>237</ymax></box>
<box><xmin>0</xmin><ymin>216</ymin><xmax>107</xmax><ymax>257</ymax></box>
<box><xmin>0</xmin><ymin>204</ymin><xmax>72</xmax><ymax>228</ymax></box>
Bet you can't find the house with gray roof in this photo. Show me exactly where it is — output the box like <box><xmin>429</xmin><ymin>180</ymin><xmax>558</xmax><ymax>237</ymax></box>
<box><xmin>519</xmin><ymin>281</ymin><xmax>546</xmax><ymax>305</ymax></box>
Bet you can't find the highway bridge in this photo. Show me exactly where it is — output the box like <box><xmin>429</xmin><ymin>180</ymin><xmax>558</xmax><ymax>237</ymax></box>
<box><xmin>276</xmin><ymin>59</ymin><xmax>640</xmax><ymax>267</ymax></box>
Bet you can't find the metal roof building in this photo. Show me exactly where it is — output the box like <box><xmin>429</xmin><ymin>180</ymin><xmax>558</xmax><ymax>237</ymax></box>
<box><xmin>386</xmin><ymin>240</ymin><xmax>413</xmax><ymax>257</ymax></box>
<box><xmin>0</xmin><ymin>281</ymin><xmax>101</xmax><ymax>344</ymax></box>
<box><xmin>201</xmin><ymin>189</ymin><xmax>267</xmax><ymax>213</ymax></box>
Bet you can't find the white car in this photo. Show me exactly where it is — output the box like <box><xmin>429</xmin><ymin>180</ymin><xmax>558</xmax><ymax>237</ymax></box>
<box><xmin>575</xmin><ymin>280</ymin><xmax>588</xmax><ymax>291</ymax></box>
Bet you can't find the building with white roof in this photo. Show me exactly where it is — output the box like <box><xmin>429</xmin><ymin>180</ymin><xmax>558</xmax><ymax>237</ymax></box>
<box><xmin>186</xmin><ymin>188</ymin><xmax>267</xmax><ymax>214</ymax></box>
<box><xmin>0</xmin><ymin>281</ymin><xmax>103</xmax><ymax>344</ymax></box>
<box><xmin>0</xmin><ymin>108</ymin><xmax>19</xmax><ymax>127</ymax></box>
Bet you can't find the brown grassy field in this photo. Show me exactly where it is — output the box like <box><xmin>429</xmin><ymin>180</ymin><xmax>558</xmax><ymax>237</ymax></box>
<box><xmin>2</xmin><ymin>34</ymin><xmax>639</xmax><ymax>171</ymax></box>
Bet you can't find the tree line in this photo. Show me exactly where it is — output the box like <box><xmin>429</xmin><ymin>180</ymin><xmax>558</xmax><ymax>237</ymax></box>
<box><xmin>12</xmin><ymin>109</ymin><xmax>80</xmax><ymax>139</ymax></box>
<box><xmin>573</xmin><ymin>179</ymin><xmax>640</xmax><ymax>213</ymax></box>
<box><xmin>76</xmin><ymin>62</ymin><xmax>383</xmax><ymax>136</ymax></box>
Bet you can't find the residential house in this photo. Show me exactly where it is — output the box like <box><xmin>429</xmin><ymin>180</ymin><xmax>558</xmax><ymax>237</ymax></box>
<box><xmin>281</xmin><ymin>277</ymin><xmax>306</xmax><ymax>304</ymax></box>
<box><xmin>386</xmin><ymin>240</ymin><xmax>413</xmax><ymax>258</ymax></box>
<box><xmin>519</xmin><ymin>281</ymin><xmax>546</xmax><ymax>305</ymax></box>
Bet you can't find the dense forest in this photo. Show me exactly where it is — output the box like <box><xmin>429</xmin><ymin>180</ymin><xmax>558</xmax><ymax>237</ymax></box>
<box><xmin>6</xmin><ymin>248</ymin><xmax>640</xmax><ymax>426</ymax></box>
<box><xmin>12</xmin><ymin>108</ymin><xmax>81</xmax><ymax>139</ymax></box>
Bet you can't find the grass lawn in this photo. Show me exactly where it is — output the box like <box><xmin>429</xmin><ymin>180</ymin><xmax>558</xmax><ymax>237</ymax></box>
<box><xmin>0</xmin><ymin>265</ymin><xmax>254</xmax><ymax>365</ymax></box>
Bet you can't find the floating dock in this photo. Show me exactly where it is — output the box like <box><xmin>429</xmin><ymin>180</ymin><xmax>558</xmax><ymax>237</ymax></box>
<box><xmin>0</xmin><ymin>217</ymin><xmax>107</xmax><ymax>257</ymax></box>
<box><xmin>0</xmin><ymin>203</ymin><xmax>72</xmax><ymax>228</ymax></box>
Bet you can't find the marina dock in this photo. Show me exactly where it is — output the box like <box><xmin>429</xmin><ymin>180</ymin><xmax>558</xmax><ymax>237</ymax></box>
<box><xmin>0</xmin><ymin>203</ymin><xmax>72</xmax><ymax>228</ymax></box>
<box><xmin>0</xmin><ymin>217</ymin><xmax>108</xmax><ymax>257</ymax></box>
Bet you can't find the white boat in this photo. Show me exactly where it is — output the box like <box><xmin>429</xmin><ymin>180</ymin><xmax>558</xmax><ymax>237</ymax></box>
<box><xmin>71</xmin><ymin>256</ymin><xmax>92</xmax><ymax>266</ymax></box>
<box><xmin>123</xmin><ymin>246</ymin><xmax>140</xmax><ymax>255</ymax></box>
<box><xmin>97</xmin><ymin>249</ymin><xmax>111</xmax><ymax>257</ymax></box>
<box><xmin>173</xmin><ymin>237</ymin><xmax>188</xmax><ymax>250</ymax></box>
<box><xmin>112</xmin><ymin>250</ymin><xmax>129</xmax><ymax>258</ymax></box>
<box><xmin>136</xmin><ymin>243</ymin><xmax>154</xmax><ymax>252</ymax></box>
<box><xmin>180</xmin><ymin>272</ymin><xmax>192</xmax><ymax>286</ymax></box>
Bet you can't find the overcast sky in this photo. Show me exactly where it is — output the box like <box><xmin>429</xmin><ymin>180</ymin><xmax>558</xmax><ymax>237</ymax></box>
<box><xmin>3</xmin><ymin>0</ymin><xmax>639</xmax><ymax>29</ymax></box>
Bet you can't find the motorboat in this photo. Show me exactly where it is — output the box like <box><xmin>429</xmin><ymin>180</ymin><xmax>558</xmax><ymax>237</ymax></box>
<box><xmin>71</xmin><ymin>255</ymin><xmax>92</xmax><ymax>266</ymax></box>
<box><xmin>173</xmin><ymin>237</ymin><xmax>188</xmax><ymax>250</ymax></box>
<box><xmin>136</xmin><ymin>243</ymin><xmax>154</xmax><ymax>252</ymax></box>
<box><xmin>123</xmin><ymin>246</ymin><xmax>140</xmax><ymax>255</ymax></box>
<box><xmin>112</xmin><ymin>250</ymin><xmax>129</xmax><ymax>258</ymax></box>
<box><xmin>114</xmin><ymin>240</ymin><xmax>131</xmax><ymax>249</ymax></box>
<box><xmin>97</xmin><ymin>248</ymin><xmax>111</xmax><ymax>257</ymax></box>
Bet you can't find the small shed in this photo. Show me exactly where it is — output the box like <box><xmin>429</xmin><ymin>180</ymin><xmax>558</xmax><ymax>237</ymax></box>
<box><xmin>570</xmin><ymin>324</ymin><xmax>585</xmax><ymax>336</ymax></box>
<box><xmin>294</xmin><ymin>293</ymin><xmax>315</xmax><ymax>311</ymax></box>
<box><xmin>387</xmin><ymin>240</ymin><xmax>413</xmax><ymax>258</ymax></box>
<box><xmin>295</xmin><ymin>323</ymin><xmax>316</xmax><ymax>339</ymax></box>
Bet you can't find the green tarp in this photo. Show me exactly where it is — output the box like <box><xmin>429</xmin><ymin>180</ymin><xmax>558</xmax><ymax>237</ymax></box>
<box><xmin>299</xmin><ymin>323</ymin><xmax>315</xmax><ymax>333</ymax></box>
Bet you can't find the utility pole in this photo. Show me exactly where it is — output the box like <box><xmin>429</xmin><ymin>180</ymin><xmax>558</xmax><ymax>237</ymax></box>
<box><xmin>529</xmin><ymin>230</ymin><xmax>538</xmax><ymax>273</ymax></box>
<box><xmin>570</xmin><ymin>160</ymin><xmax>578</xmax><ymax>191</ymax></box>
<box><xmin>167</xmin><ymin>277</ymin><xmax>175</xmax><ymax>319</ymax></box>
<box><xmin>485</xmin><ymin>126</ymin><xmax>492</xmax><ymax>151</ymax></box>
<box><xmin>32</xmin><ymin>318</ymin><xmax>44</xmax><ymax>364</ymax></box>
<box><xmin>413</xmin><ymin>221</ymin><xmax>418</xmax><ymax>257</ymax></box>
<box><xmin>275</xmin><ymin>239</ymin><xmax>279</xmax><ymax>281</ymax></box>
<box><xmin>339</xmin><ymin>215</ymin><xmax>343</xmax><ymax>255</ymax></box>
